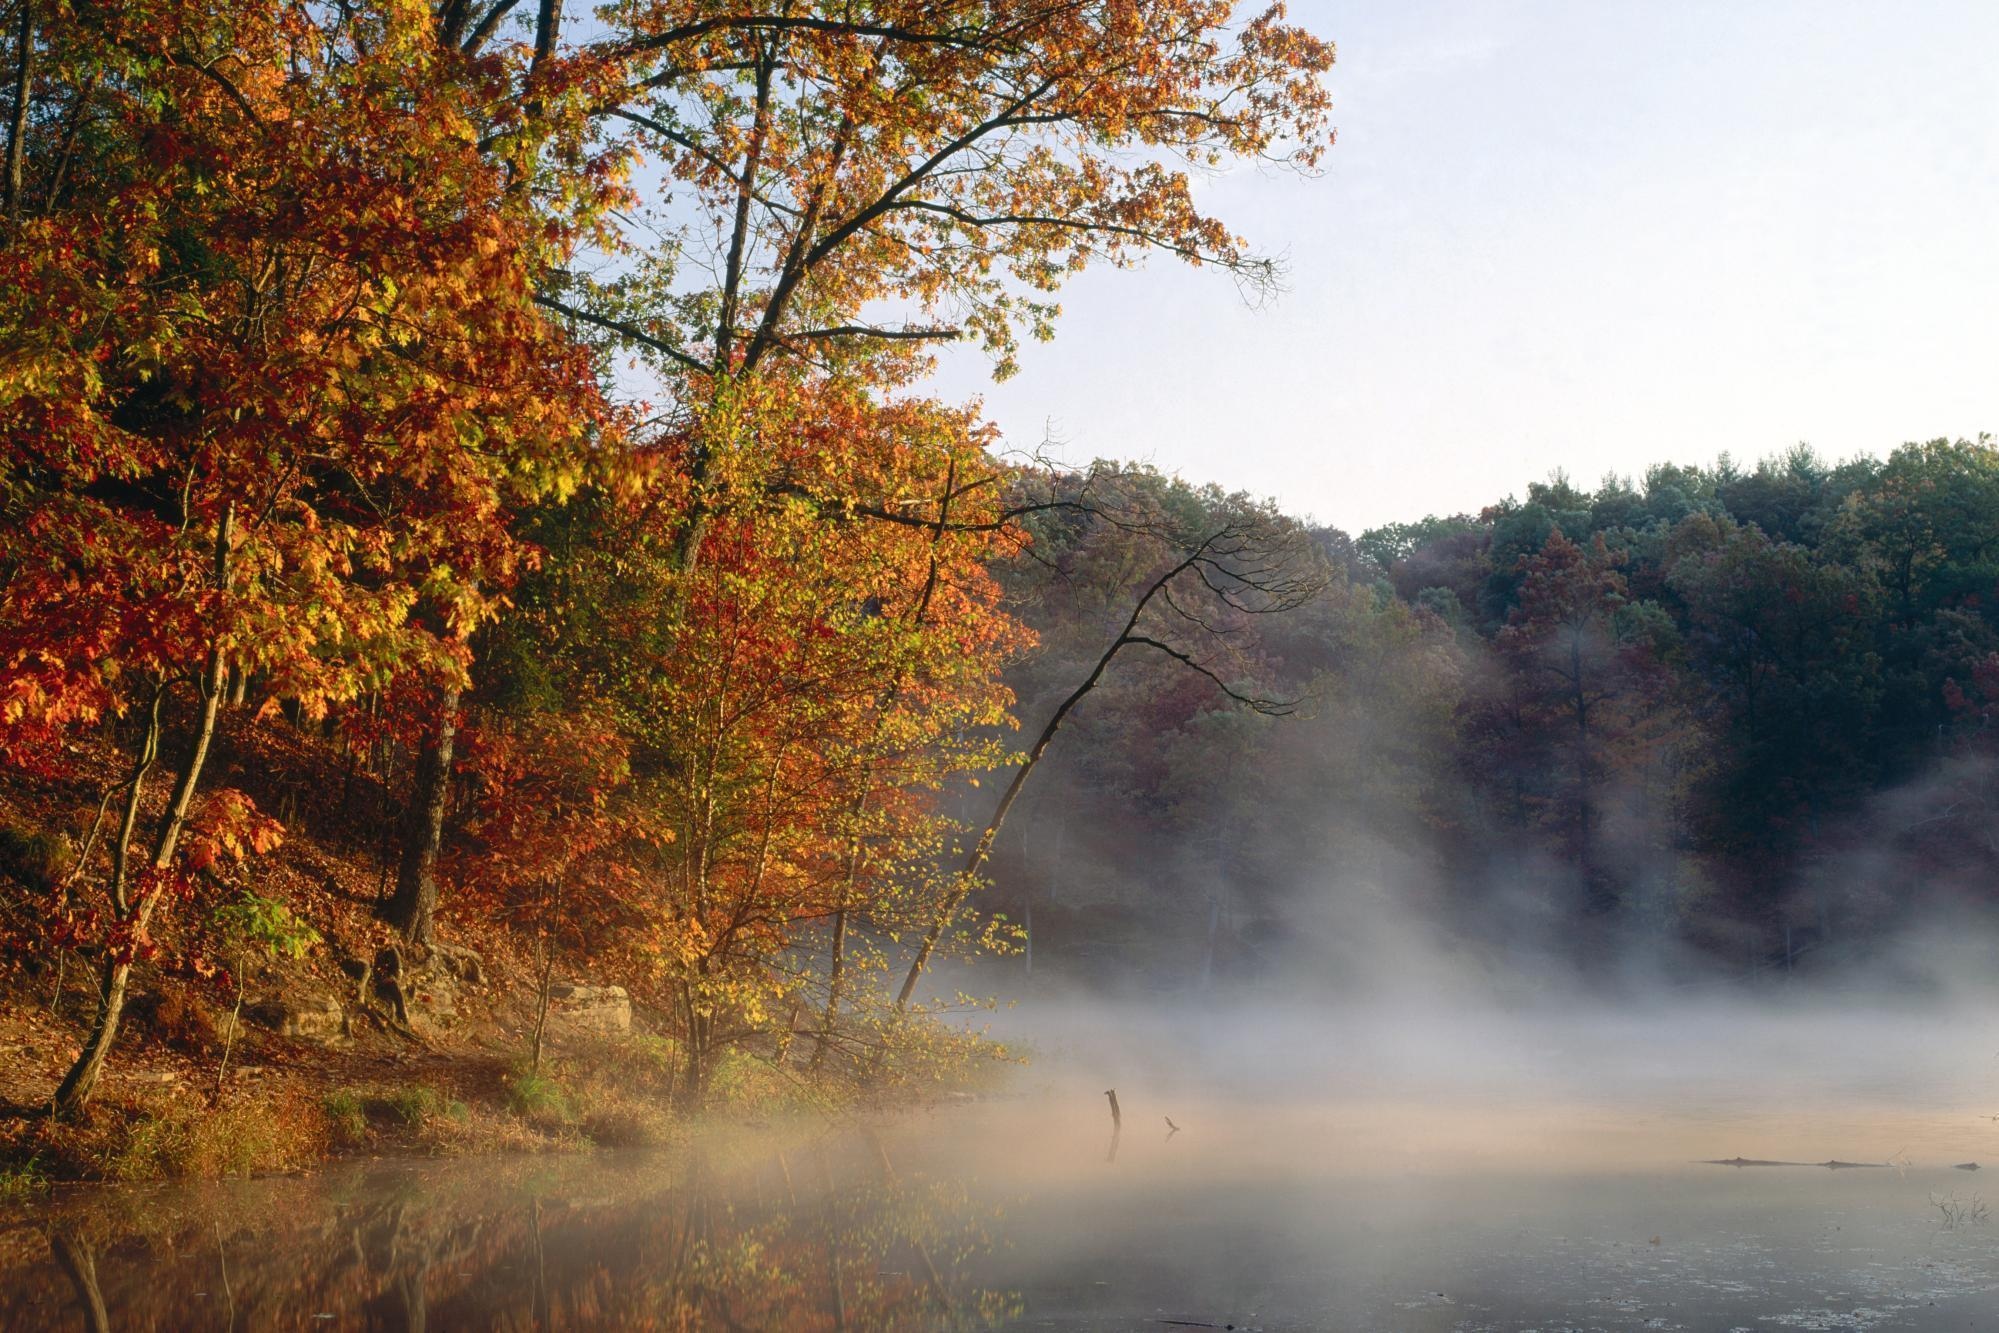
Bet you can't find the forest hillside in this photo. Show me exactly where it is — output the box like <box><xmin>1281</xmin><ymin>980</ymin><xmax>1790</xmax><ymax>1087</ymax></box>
<box><xmin>984</xmin><ymin>442</ymin><xmax>1999</xmax><ymax>994</ymax></box>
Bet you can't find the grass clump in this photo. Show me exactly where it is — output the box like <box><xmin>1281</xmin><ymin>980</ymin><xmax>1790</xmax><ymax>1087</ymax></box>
<box><xmin>505</xmin><ymin>1067</ymin><xmax>573</xmax><ymax>1126</ymax></box>
<box><xmin>99</xmin><ymin>1092</ymin><xmax>324</xmax><ymax>1180</ymax></box>
<box><xmin>0</xmin><ymin>1155</ymin><xmax>51</xmax><ymax>1201</ymax></box>
<box><xmin>322</xmin><ymin>1089</ymin><xmax>369</xmax><ymax>1148</ymax></box>
<box><xmin>370</xmin><ymin>1084</ymin><xmax>466</xmax><ymax>1129</ymax></box>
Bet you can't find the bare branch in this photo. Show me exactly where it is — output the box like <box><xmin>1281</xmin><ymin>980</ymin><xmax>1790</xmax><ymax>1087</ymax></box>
<box><xmin>532</xmin><ymin>293</ymin><xmax>710</xmax><ymax>374</ymax></box>
<box><xmin>789</xmin><ymin>324</ymin><xmax>962</xmax><ymax>343</ymax></box>
<box><xmin>1121</xmin><ymin>635</ymin><xmax>1296</xmax><ymax>715</ymax></box>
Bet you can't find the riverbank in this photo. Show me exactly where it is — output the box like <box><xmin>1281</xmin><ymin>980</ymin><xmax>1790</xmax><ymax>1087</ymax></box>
<box><xmin>0</xmin><ymin>1110</ymin><xmax>1022</xmax><ymax>1330</ymax></box>
<box><xmin>0</xmin><ymin>955</ymin><xmax>1008</xmax><ymax>1192</ymax></box>
<box><xmin>0</xmin><ymin>716</ymin><xmax>1013</xmax><ymax>1191</ymax></box>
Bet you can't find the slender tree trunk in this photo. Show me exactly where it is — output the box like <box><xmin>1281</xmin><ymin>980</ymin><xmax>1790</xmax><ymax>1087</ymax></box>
<box><xmin>816</xmin><ymin>904</ymin><xmax>849</xmax><ymax>1070</ymax></box>
<box><xmin>153</xmin><ymin>564</ymin><xmax>233</xmax><ymax>869</ymax></box>
<box><xmin>39</xmin><ymin>70</ymin><xmax>91</xmax><ymax>213</ymax></box>
<box><xmin>895</xmin><ymin>629</ymin><xmax>1134</xmax><ymax>1009</ymax></box>
<box><xmin>818</xmin><ymin>468</ymin><xmax>952</xmax><ymax>1058</ymax></box>
<box><xmin>529</xmin><ymin>945</ymin><xmax>554</xmax><ymax>1076</ymax></box>
<box><xmin>382</xmin><ymin>685</ymin><xmax>458</xmax><ymax>948</ymax></box>
<box><xmin>893</xmin><ymin>532</ymin><xmax>1254</xmax><ymax>1009</ymax></box>
<box><xmin>679</xmin><ymin>984</ymin><xmax>707</xmax><ymax>1109</ymax></box>
<box><xmin>812</xmin><ymin>786</ymin><xmax>870</xmax><ymax>1071</ymax></box>
<box><xmin>528</xmin><ymin>876</ymin><xmax>559</xmax><ymax>1075</ymax></box>
<box><xmin>52</xmin><ymin>963</ymin><xmax>132</xmax><ymax>1118</ymax></box>
<box><xmin>1023</xmin><ymin>895</ymin><xmax>1033</xmax><ymax>974</ymax></box>
<box><xmin>53</xmin><ymin>508</ymin><xmax>233</xmax><ymax>1117</ymax></box>
<box><xmin>4</xmin><ymin>1</ymin><xmax>32</xmax><ymax>221</ymax></box>
<box><xmin>663</xmin><ymin>43</ymin><xmax>778</xmax><ymax>576</ymax></box>
<box><xmin>214</xmin><ymin>968</ymin><xmax>243</xmax><ymax>1100</ymax></box>
<box><xmin>531</xmin><ymin>0</ymin><xmax>562</xmax><ymax>69</ymax></box>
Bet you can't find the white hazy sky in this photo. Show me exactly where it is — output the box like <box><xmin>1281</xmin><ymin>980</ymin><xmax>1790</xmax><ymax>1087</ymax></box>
<box><xmin>928</xmin><ymin>0</ymin><xmax>1999</xmax><ymax>533</ymax></box>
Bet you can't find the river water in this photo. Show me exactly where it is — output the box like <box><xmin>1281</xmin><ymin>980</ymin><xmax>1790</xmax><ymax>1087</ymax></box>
<box><xmin>7</xmin><ymin>998</ymin><xmax>1999</xmax><ymax>1329</ymax></box>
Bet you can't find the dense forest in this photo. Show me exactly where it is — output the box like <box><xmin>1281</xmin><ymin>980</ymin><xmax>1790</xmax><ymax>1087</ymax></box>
<box><xmin>990</xmin><ymin>442</ymin><xmax>1999</xmax><ymax>993</ymax></box>
<box><xmin>0</xmin><ymin>0</ymin><xmax>1992</xmax><ymax>1173</ymax></box>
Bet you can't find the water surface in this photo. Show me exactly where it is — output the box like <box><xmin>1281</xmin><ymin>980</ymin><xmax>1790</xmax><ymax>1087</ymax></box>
<box><xmin>9</xmin><ymin>1001</ymin><xmax>1999</xmax><ymax>1329</ymax></box>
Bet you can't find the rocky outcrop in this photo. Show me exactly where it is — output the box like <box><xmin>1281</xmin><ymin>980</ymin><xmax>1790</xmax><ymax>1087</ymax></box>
<box><xmin>545</xmin><ymin>983</ymin><xmax>631</xmax><ymax>1035</ymax></box>
<box><xmin>333</xmin><ymin>944</ymin><xmax>480</xmax><ymax>1035</ymax></box>
<box><xmin>245</xmin><ymin>992</ymin><xmax>346</xmax><ymax>1040</ymax></box>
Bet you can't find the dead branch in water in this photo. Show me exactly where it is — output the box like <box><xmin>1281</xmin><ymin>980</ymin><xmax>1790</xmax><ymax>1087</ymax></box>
<box><xmin>1933</xmin><ymin>1192</ymin><xmax>1990</xmax><ymax>1228</ymax></box>
<box><xmin>1700</xmin><ymin>1157</ymin><xmax>1887</xmax><ymax>1169</ymax></box>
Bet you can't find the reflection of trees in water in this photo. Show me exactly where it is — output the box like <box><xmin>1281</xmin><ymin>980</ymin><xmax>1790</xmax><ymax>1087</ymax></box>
<box><xmin>47</xmin><ymin>1231</ymin><xmax>110</xmax><ymax>1333</ymax></box>
<box><xmin>505</xmin><ymin>1142</ymin><xmax>1014</xmax><ymax>1329</ymax></box>
<box><xmin>13</xmin><ymin>1133</ymin><xmax>1017</xmax><ymax>1330</ymax></box>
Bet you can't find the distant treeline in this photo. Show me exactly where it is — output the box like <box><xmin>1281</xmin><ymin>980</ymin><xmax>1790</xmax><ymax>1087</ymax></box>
<box><xmin>987</xmin><ymin>440</ymin><xmax>1999</xmax><ymax>986</ymax></box>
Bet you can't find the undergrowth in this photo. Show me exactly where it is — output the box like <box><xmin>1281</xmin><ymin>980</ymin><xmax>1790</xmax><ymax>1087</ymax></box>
<box><xmin>26</xmin><ymin>1089</ymin><xmax>337</xmax><ymax>1182</ymax></box>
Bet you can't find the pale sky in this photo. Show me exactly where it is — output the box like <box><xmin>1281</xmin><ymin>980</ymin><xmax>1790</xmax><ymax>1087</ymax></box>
<box><xmin>929</xmin><ymin>0</ymin><xmax>1999</xmax><ymax>533</ymax></box>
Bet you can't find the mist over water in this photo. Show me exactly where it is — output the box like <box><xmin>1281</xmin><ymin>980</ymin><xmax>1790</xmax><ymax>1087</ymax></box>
<box><xmin>890</xmin><ymin>876</ymin><xmax>1999</xmax><ymax>1325</ymax></box>
<box><xmin>18</xmin><ymin>763</ymin><xmax>1999</xmax><ymax>1330</ymax></box>
<box><xmin>990</xmin><ymin>984</ymin><xmax>1999</xmax><ymax>1174</ymax></box>
<box><xmin>12</xmin><ymin>967</ymin><xmax>1999</xmax><ymax>1330</ymax></box>
<box><xmin>902</xmin><ymin>950</ymin><xmax>1999</xmax><ymax>1327</ymax></box>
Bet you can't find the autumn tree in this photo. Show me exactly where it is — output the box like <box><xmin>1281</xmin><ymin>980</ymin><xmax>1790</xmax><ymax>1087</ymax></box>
<box><xmin>382</xmin><ymin>1</ymin><xmax>1340</xmax><ymax>944</ymax></box>
<box><xmin>1819</xmin><ymin>438</ymin><xmax>1999</xmax><ymax>780</ymax></box>
<box><xmin>1927</xmin><ymin>650</ymin><xmax>1999</xmax><ymax>871</ymax></box>
<box><xmin>473</xmin><ymin>375</ymin><xmax>1034</xmax><ymax>1099</ymax></box>
<box><xmin>565</xmin><ymin>3</ymin><xmax>1333</xmax><ymax>360</ymax></box>
<box><xmin>540</xmin><ymin>0</ymin><xmax>1334</xmax><ymax>554</ymax></box>
<box><xmin>0</xmin><ymin>1</ymin><xmax>610</xmax><ymax>1112</ymax></box>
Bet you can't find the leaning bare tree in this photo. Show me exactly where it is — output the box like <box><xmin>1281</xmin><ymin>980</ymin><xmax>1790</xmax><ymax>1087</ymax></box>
<box><xmin>895</xmin><ymin>481</ymin><xmax>1326</xmax><ymax>1010</ymax></box>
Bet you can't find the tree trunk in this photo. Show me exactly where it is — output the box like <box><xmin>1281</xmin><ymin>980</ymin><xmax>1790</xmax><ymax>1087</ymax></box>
<box><xmin>51</xmin><ymin>962</ymin><xmax>131</xmax><ymax>1118</ymax></box>
<box><xmin>383</xmin><ymin>686</ymin><xmax>459</xmax><ymax>948</ymax></box>
<box><xmin>812</xmin><ymin>785</ymin><xmax>870</xmax><ymax>1071</ymax></box>
<box><xmin>679</xmin><ymin>985</ymin><xmax>708</xmax><ymax>1109</ymax></box>
<box><xmin>529</xmin><ymin>940</ymin><xmax>555</xmax><ymax>1076</ymax></box>
<box><xmin>922</xmin><ymin>508</ymin><xmax>1303</xmax><ymax>1027</ymax></box>
<box><xmin>55</xmin><ymin>669</ymin><xmax>228</xmax><ymax>1115</ymax></box>
<box><xmin>53</xmin><ymin>507</ymin><xmax>232</xmax><ymax>1118</ymax></box>
<box><xmin>814</xmin><ymin>906</ymin><xmax>848</xmax><ymax>1071</ymax></box>
<box><xmin>893</xmin><ymin>544</ymin><xmax>1225</xmax><ymax>1010</ymax></box>
<box><xmin>4</xmin><ymin>1</ymin><xmax>33</xmax><ymax>221</ymax></box>
<box><xmin>1024</xmin><ymin>894</ymin><xmax>1033</xmax><ymax>974</ymax></box>
<box><xmin>214</xmin><ymin>951</ymin><xmax>245</xmax><ymax>1099</ymax></box>
<box><xmin>894</xmin><ymin>607</ymin><xmax>1147</xmax><ymax>1009</ymax></box>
